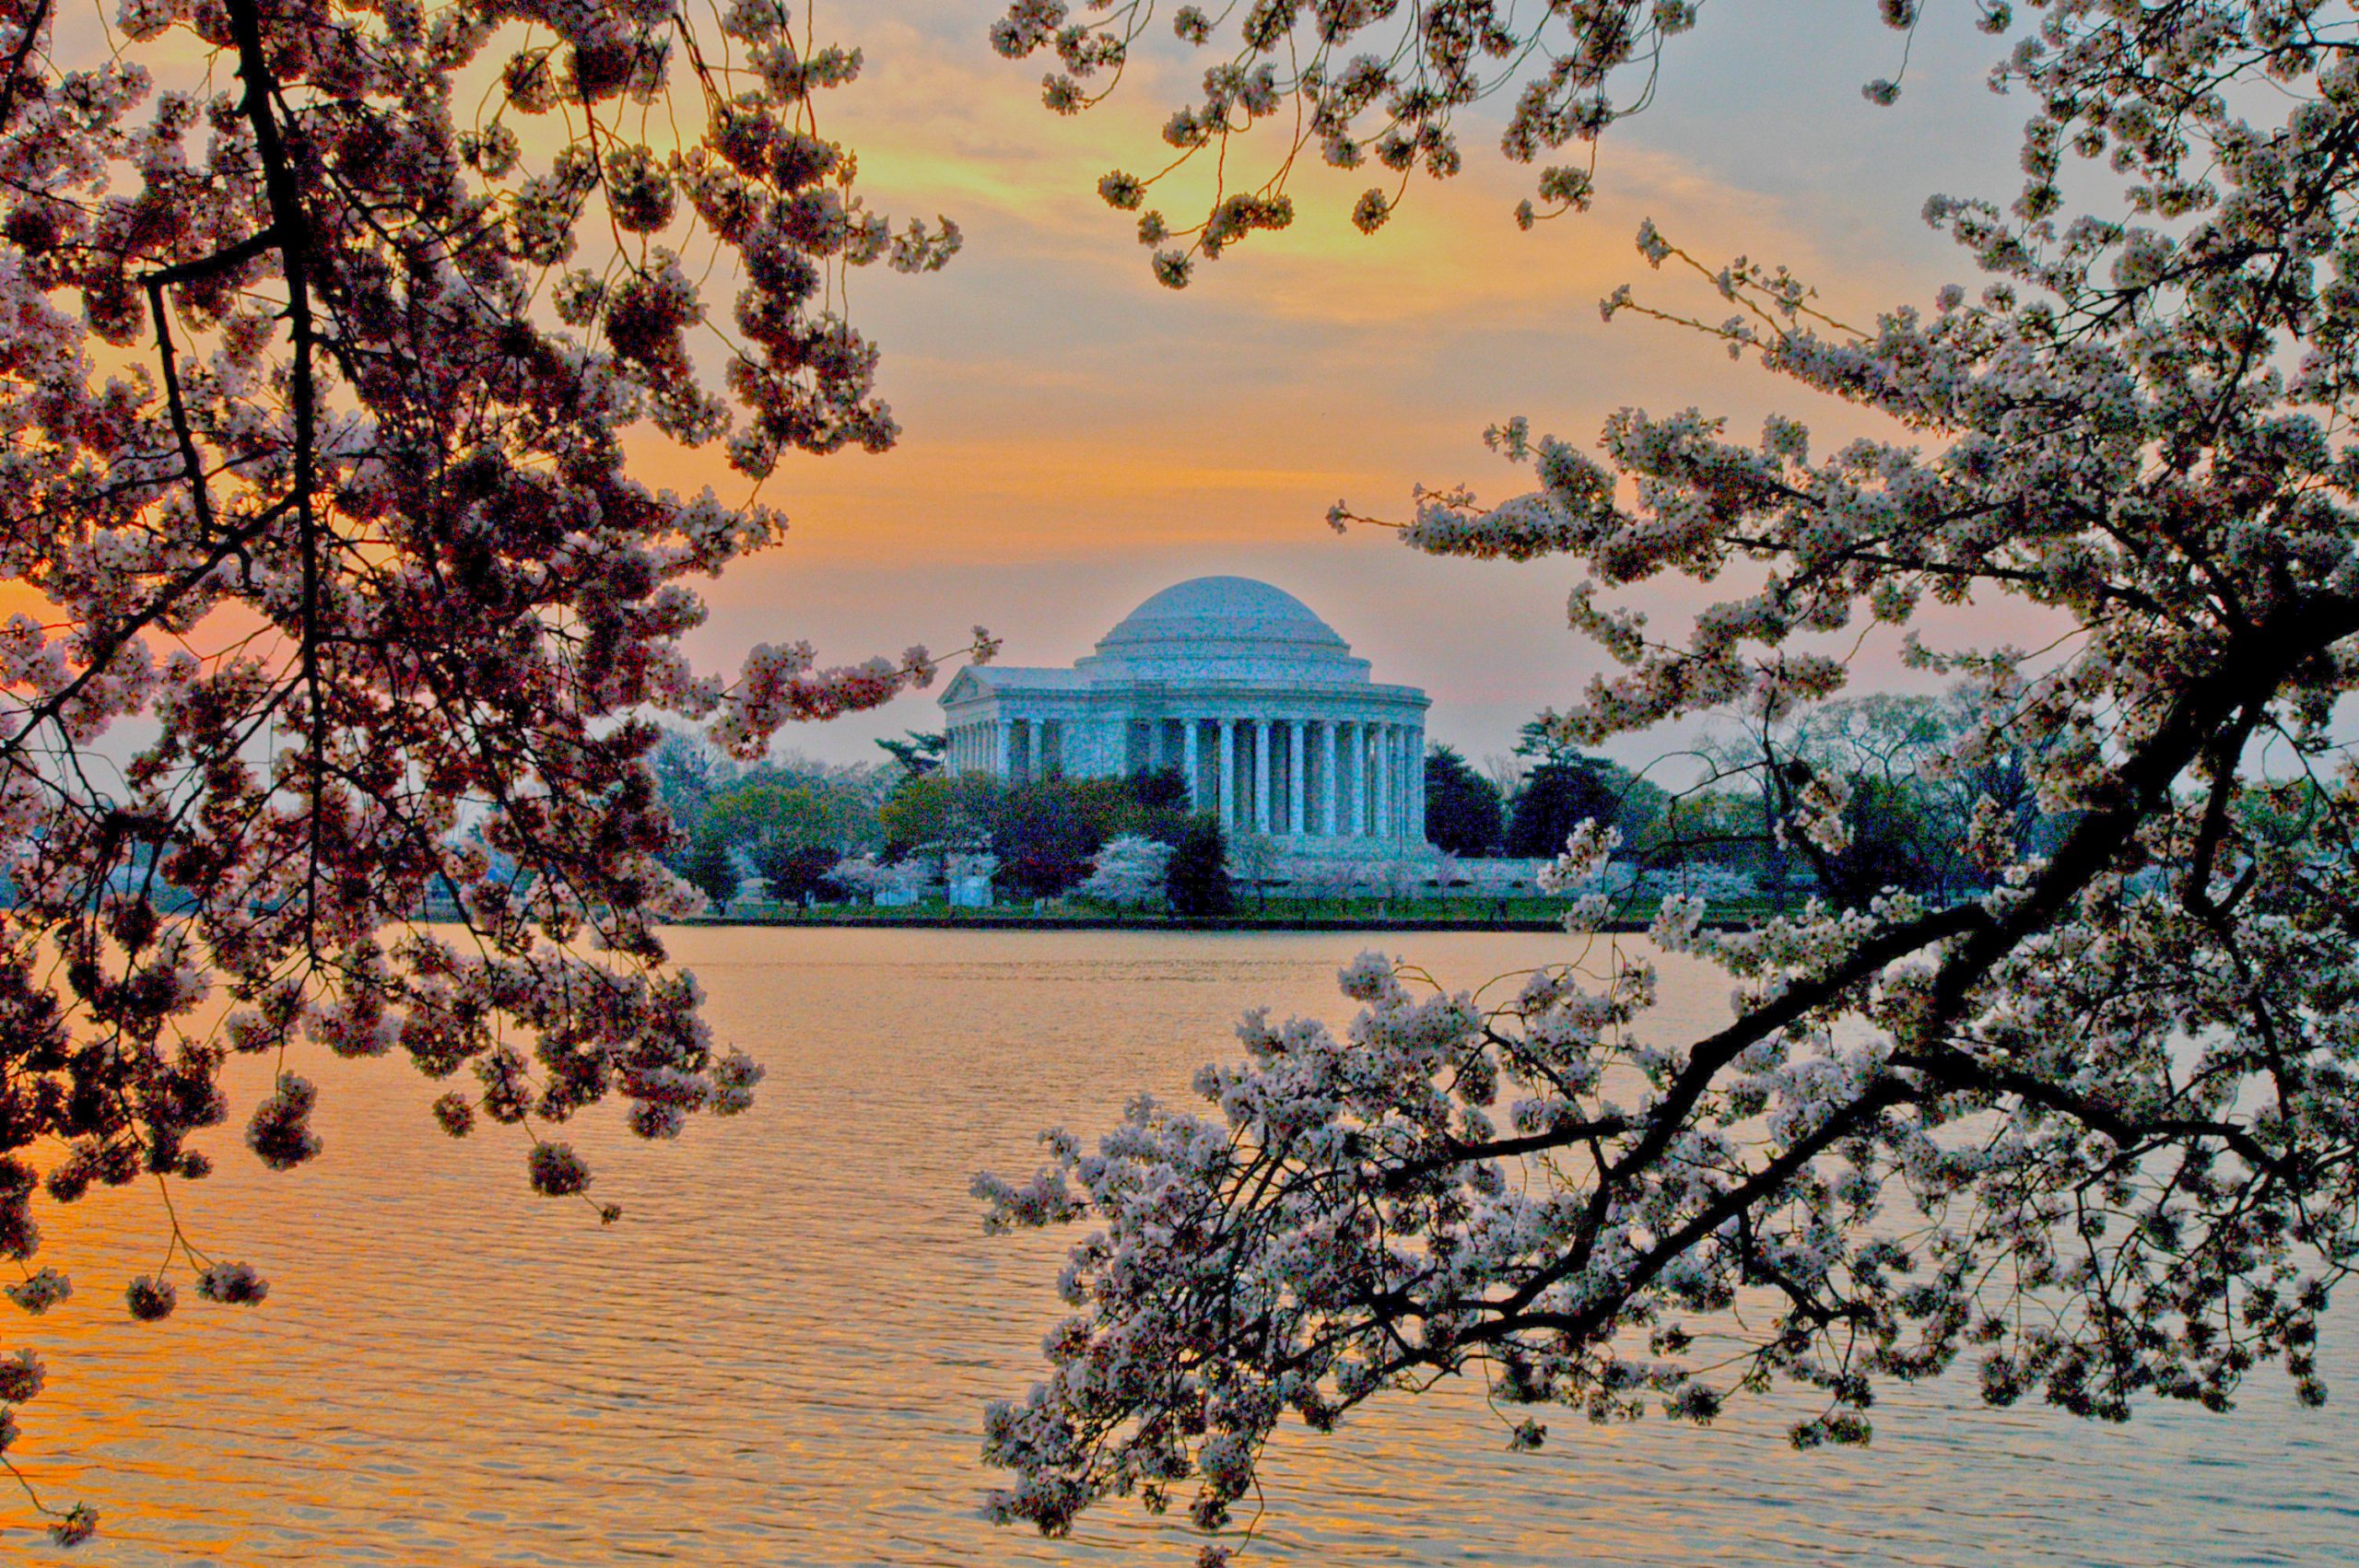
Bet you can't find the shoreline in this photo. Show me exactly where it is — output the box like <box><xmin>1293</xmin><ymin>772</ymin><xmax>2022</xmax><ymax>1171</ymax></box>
<box><xmin>656</xmin><ymin>911</ymin><xmax>1647</xmax><ymax>933</ymax></box>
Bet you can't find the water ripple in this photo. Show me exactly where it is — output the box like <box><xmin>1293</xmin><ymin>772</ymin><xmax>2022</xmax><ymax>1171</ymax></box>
<box><xmin>13</xmin><ymin>929</ymin><xmax>2351</xmax><ymax>1566</ymax></box>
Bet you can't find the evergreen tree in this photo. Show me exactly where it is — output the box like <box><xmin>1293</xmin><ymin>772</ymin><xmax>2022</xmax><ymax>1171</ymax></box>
<box><xmin>1422</xmin><ymin>745</ymin><xmax>1504</xmax><ymax>856</ymax></box>
<box><xmin>1163</xmin><ymin>818</ymin><xmax>1235</xmax><ymax>916</ymax></box>
<box><xmin>1130</xmin><ymin>766</ymin><xmax>1191</xmax><ymax>818</ymax></box>
<box><xmin>877</xmin><ymin>731</ymin><xmax>948</xmax><ymax>778</ymax></box>
<box><xmin>1505</xmin><ymin>756</ymin><xmax>1632</xmax><ymax>859</ymax></box>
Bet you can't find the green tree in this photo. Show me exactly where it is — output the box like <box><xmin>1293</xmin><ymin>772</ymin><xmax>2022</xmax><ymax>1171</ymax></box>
<box><xmin>1700</xmin><ymin>689</ymin><xmax>2060</xmax><ymax>907</ymax></box>
<box><xmin>1125</xmin><ymin>767</ymin><xmax>1193</xmax><ymax>832</ymax></box>
<box><xmin>748</xmin><ymin>843</ymin><xmax>835</xmax><ymax>905</ymax></box>
<box><xmin>1790</xmin><ymin>694</ymin><xmax>1975</xmax><ymax>903</ymax></box>
<box><xmin>1510</xmin><ymin>716</ymin><xmax>1585</xmax><ymax>767</ymax></box>
<box><xmin>992</xmin><ymin>782</ymin><xmax>1107</xmax><ymax>898</ymax></box>
<box><xmin>878</xmin><ymin>773</ymin><xmax>1001</xmax><ymax>859</ymax></box>
<box><xmin>1505</xmin><ymin>755</ymin><xmax>1659</xmax><ymax>859</ymax></box>
<box><xmin>699</xmin><ymin>779</ymin><xmax>879</xmax><ymax>904</ymax></box>
<box><xmin>1642</xmin><ymin>787</ymin><xmax>1776</xmax><ymax>884</ymax></box>
<box><xmin>877</xmin><ymin>731</ymin><xmax>948</xmax><ymax>778</ymax></box>
<box><xmin>680</xmin><ymin>830</ymin><xmax>740</xmax><ymax>913</ymax></box>
<box><xmin>1820</xmin><ymin>773</ymin><xmax>1945</xmax><ymax>905</ymax></box>
<box><xmin>1164</xmin><ymin>818</ymin><xmax>1234</xmax><ymax>916</ymax></box>
<box><xmin>651</xmin><ymin>728</ymin><xmax>742</xmax><ymax>848</ymax></box>
<box><xmin>985</xmin><ymin>776</ymin><xmax>1188</xmax><ymax>898</ymax></box>
<box><xmin>1423</xmin><ymin>744</ymin><xmax>1504</xmax><ymax>856</ymax></box>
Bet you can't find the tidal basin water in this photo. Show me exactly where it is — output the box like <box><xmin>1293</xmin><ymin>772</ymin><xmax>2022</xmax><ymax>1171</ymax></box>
<box><xmin>18</xmin><ymin>929</ymin><xmax>2357</xmax><ymax>1565</ymax></box>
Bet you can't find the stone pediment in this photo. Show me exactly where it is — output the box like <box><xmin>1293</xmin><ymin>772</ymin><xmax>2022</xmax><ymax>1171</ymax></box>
<box><xmin>939</xmin><ymin>666</ymin><xmax>986</xmax><ymax>706</ymax></box>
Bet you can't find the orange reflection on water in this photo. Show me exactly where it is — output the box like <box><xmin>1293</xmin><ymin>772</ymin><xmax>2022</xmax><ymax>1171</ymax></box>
<box><xmin>8</xmin><ymin>929</ymin><xmax>2353</xmax><ymax>1565</ymax></box>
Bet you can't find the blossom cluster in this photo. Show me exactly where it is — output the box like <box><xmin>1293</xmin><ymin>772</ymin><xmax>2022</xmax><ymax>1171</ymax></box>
<box><xmin>0</xmin><ymin>0</ymin><xmax>978</xmax><ymax>1538</ymax></box>
<box><xmin>991</xmin><ymin>0</ymin><xmax>1708</xmax><ymax>279</ymax></box>
<box><xmin>1076</xmin><ymin>835</ymin><xmax>1174</xmax><ymax>908</ymax></box>
<box><xmin>982</xmin><ymin>4</ymin><xmax>2359</xmax><ymax>1557</ymax></box>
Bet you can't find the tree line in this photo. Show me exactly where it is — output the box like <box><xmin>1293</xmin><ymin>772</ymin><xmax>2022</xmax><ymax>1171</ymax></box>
<box><xmin>653</xmin><ymin>731</ymin><xmax>1237</xmax><ymax>915</ymax></box>
<box><xmin>1425</xmin><ymin>688</ymin><xmax>2071</xmax><ymax>907</ymax></box>
<box><xmin>661</xmin><ymin>682</ymin><xmax>2089</xmax><ymax>919</ymax></box>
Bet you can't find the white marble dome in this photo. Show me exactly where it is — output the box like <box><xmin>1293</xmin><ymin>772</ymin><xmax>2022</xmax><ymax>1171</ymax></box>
<box><xmin>1081</xmin><ymin>577</ymin><xmax>1362</xmax><ymax>676</ymax></box>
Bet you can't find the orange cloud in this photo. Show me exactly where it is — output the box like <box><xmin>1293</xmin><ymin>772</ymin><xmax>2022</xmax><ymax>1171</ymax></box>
<box><xmin>645</xmin><ymin>10</ymin><xmax>1953</xmax><ymax>586</ymax></box>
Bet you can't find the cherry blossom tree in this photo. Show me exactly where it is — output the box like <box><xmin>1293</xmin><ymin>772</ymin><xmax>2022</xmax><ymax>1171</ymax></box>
<box><xmin>828</xmin><ymin>853</ymin><xmax>923</xmax><ymax>906</ymax></box>
<box><xmin>1078</xmin><ymin>832</ymin><xmax>1174</xmax><ymax>908</ymax></box>
<box><xmin>981</xmin><ymin>3</ymin><xmax>2359</xmax><ymax>1559</ymax></box>
<box><xmin>0</xmin><ymin>0</ymin><xmax>986</xmax><ymax>1538</ymax></box>
<box><xmin>948</xmin><ymin>848</ymin><xmax>1002</xmax><ymax>900</ymax></box>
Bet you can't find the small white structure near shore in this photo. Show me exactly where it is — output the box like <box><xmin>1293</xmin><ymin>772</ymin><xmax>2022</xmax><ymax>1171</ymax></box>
<box><xmin>938</xmin><ymin>578</ymin><xmax>1434</xmax><ymax>870</ymax></box>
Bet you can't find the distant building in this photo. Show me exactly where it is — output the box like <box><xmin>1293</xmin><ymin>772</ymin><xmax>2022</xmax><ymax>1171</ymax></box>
<box><xmin>937</xmin><ymin>577</ymin><xmax>1432</xmax><ymax>858</ymax></box>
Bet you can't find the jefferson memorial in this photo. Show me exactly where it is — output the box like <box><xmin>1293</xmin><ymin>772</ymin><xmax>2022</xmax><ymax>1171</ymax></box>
<box><xmin>937</xmin><ymin>578</ymin><xmax>1432</xmax><ymax>860</ymax></box>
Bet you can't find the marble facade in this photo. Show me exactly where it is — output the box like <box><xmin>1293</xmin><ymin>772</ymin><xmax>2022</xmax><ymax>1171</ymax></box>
<box><xmin>937</xmin><ymin>578</ymin><xmax>1432</xmax><ymax>859</ymax></box>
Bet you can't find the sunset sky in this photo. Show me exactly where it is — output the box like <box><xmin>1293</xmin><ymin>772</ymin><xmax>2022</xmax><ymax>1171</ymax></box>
<box><xmin>680</xmin><ymin>1</ymin><xmax>2041</xmax><ymax>774</ymax></box>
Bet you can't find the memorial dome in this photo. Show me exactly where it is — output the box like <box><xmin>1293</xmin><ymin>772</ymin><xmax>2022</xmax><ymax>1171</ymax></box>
<box><xmin>1083</xmin><ymin>577</ymin><xmax>1360</xmax><ymax>674</ymax></box>
<box><xmin>940</xmin><ymin>574</ymin><xmax>1428</xmax><ymax>858</ymax></box>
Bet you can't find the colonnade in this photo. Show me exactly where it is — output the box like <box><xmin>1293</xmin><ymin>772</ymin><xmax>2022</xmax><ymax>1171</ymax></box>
<box><xmin>948</xmin><ymin>714</ymin><xmax>1424</xmax><ymax>843</ymax></box>
<box><xmin>945</xmin><ymin>716</ymin><xmax>1059</xmax><ymax>781</ymax></box>
<box><xmin>945</xmin><ymin>712</ymin><xmax>1425</xmax><ymax>843</ymax></box>
<box><xmin>1179</xmin><ymin>714</ymin><xmax>1423</xmax><ymax>843</ymax></box>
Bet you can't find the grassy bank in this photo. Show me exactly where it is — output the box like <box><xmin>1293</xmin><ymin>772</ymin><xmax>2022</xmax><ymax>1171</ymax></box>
<box><xmin>645</xmin><ymin>893</ymin><xmax>1806</xmax><ymax>932</ymax></box>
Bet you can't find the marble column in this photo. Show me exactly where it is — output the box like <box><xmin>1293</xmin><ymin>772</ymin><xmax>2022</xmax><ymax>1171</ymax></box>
<box><xmin>993</xmin><ymin>720</ymin><xmax>1010</xmax><ymax>777</ymax></box>
<box><xmin>1252</xmin><ymin>720</ymin><xmax>1271</xmax><ymax>833</ymax></box>
<box><xmin>1399</xmin><ymin>725</ymin><xmax>1412</xmax><ymax>837</ymax></box>
<box><xmin>1373</xmin><ymin>722</ymin><xmax>1391</xmax><ymax>838</ymax></box>
<box><xmin>1394</xmin><ymin>724</ymin><xmax>1406</xmax><ymax>836</ymax></box>
<box><xmin>1027</xmin><ymin>720</ymin><xmax>1042</xmax><ymax>782</ymax></box>
<box><xmin>1386</xmin><ymin>724</ymin><xmax>1401</xmax><ymax>837</ymax></box>
<box><xmin>1183</xmin><ymin>719</ymin><xmax>1201</xmax><ymax>812</ymax></box>
<box><xmin>1378</xmin><ymin>726</ymin><xmax>1396</xmax><ymax>839</ymax></box>
<box><xmin>1412</xmin><ymin>724</ymin><xmax>1426</xmax><ymax>840</ymax></box>
<box><xmin>1358</xmin><ymin>726</ymin><xmax>1378</xmax><ymax>844</ymax></box>
<box><xmin>1322</xmin><ymin>720</ymin><xmax>1340</xmax><ymax>836</ymax></box>
<box><xmin>1402</xmin><ymin>726</ymin><xmax>1415</xmax><ymax>837</ymax></box>
<box><xmin>1288</xmin><ymin>720</ymin><xmax>1307</xmax><ymax>837</ymax></box>
<box><xmin>1218</xmin><ymin>718</ymin><xmax>1236</xmax><ymax>828</ymax></box>
<box><xmin>1358</xmin><ymin>726</ymin><xmax>1378</xmax><ymax>839</ymax></box>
